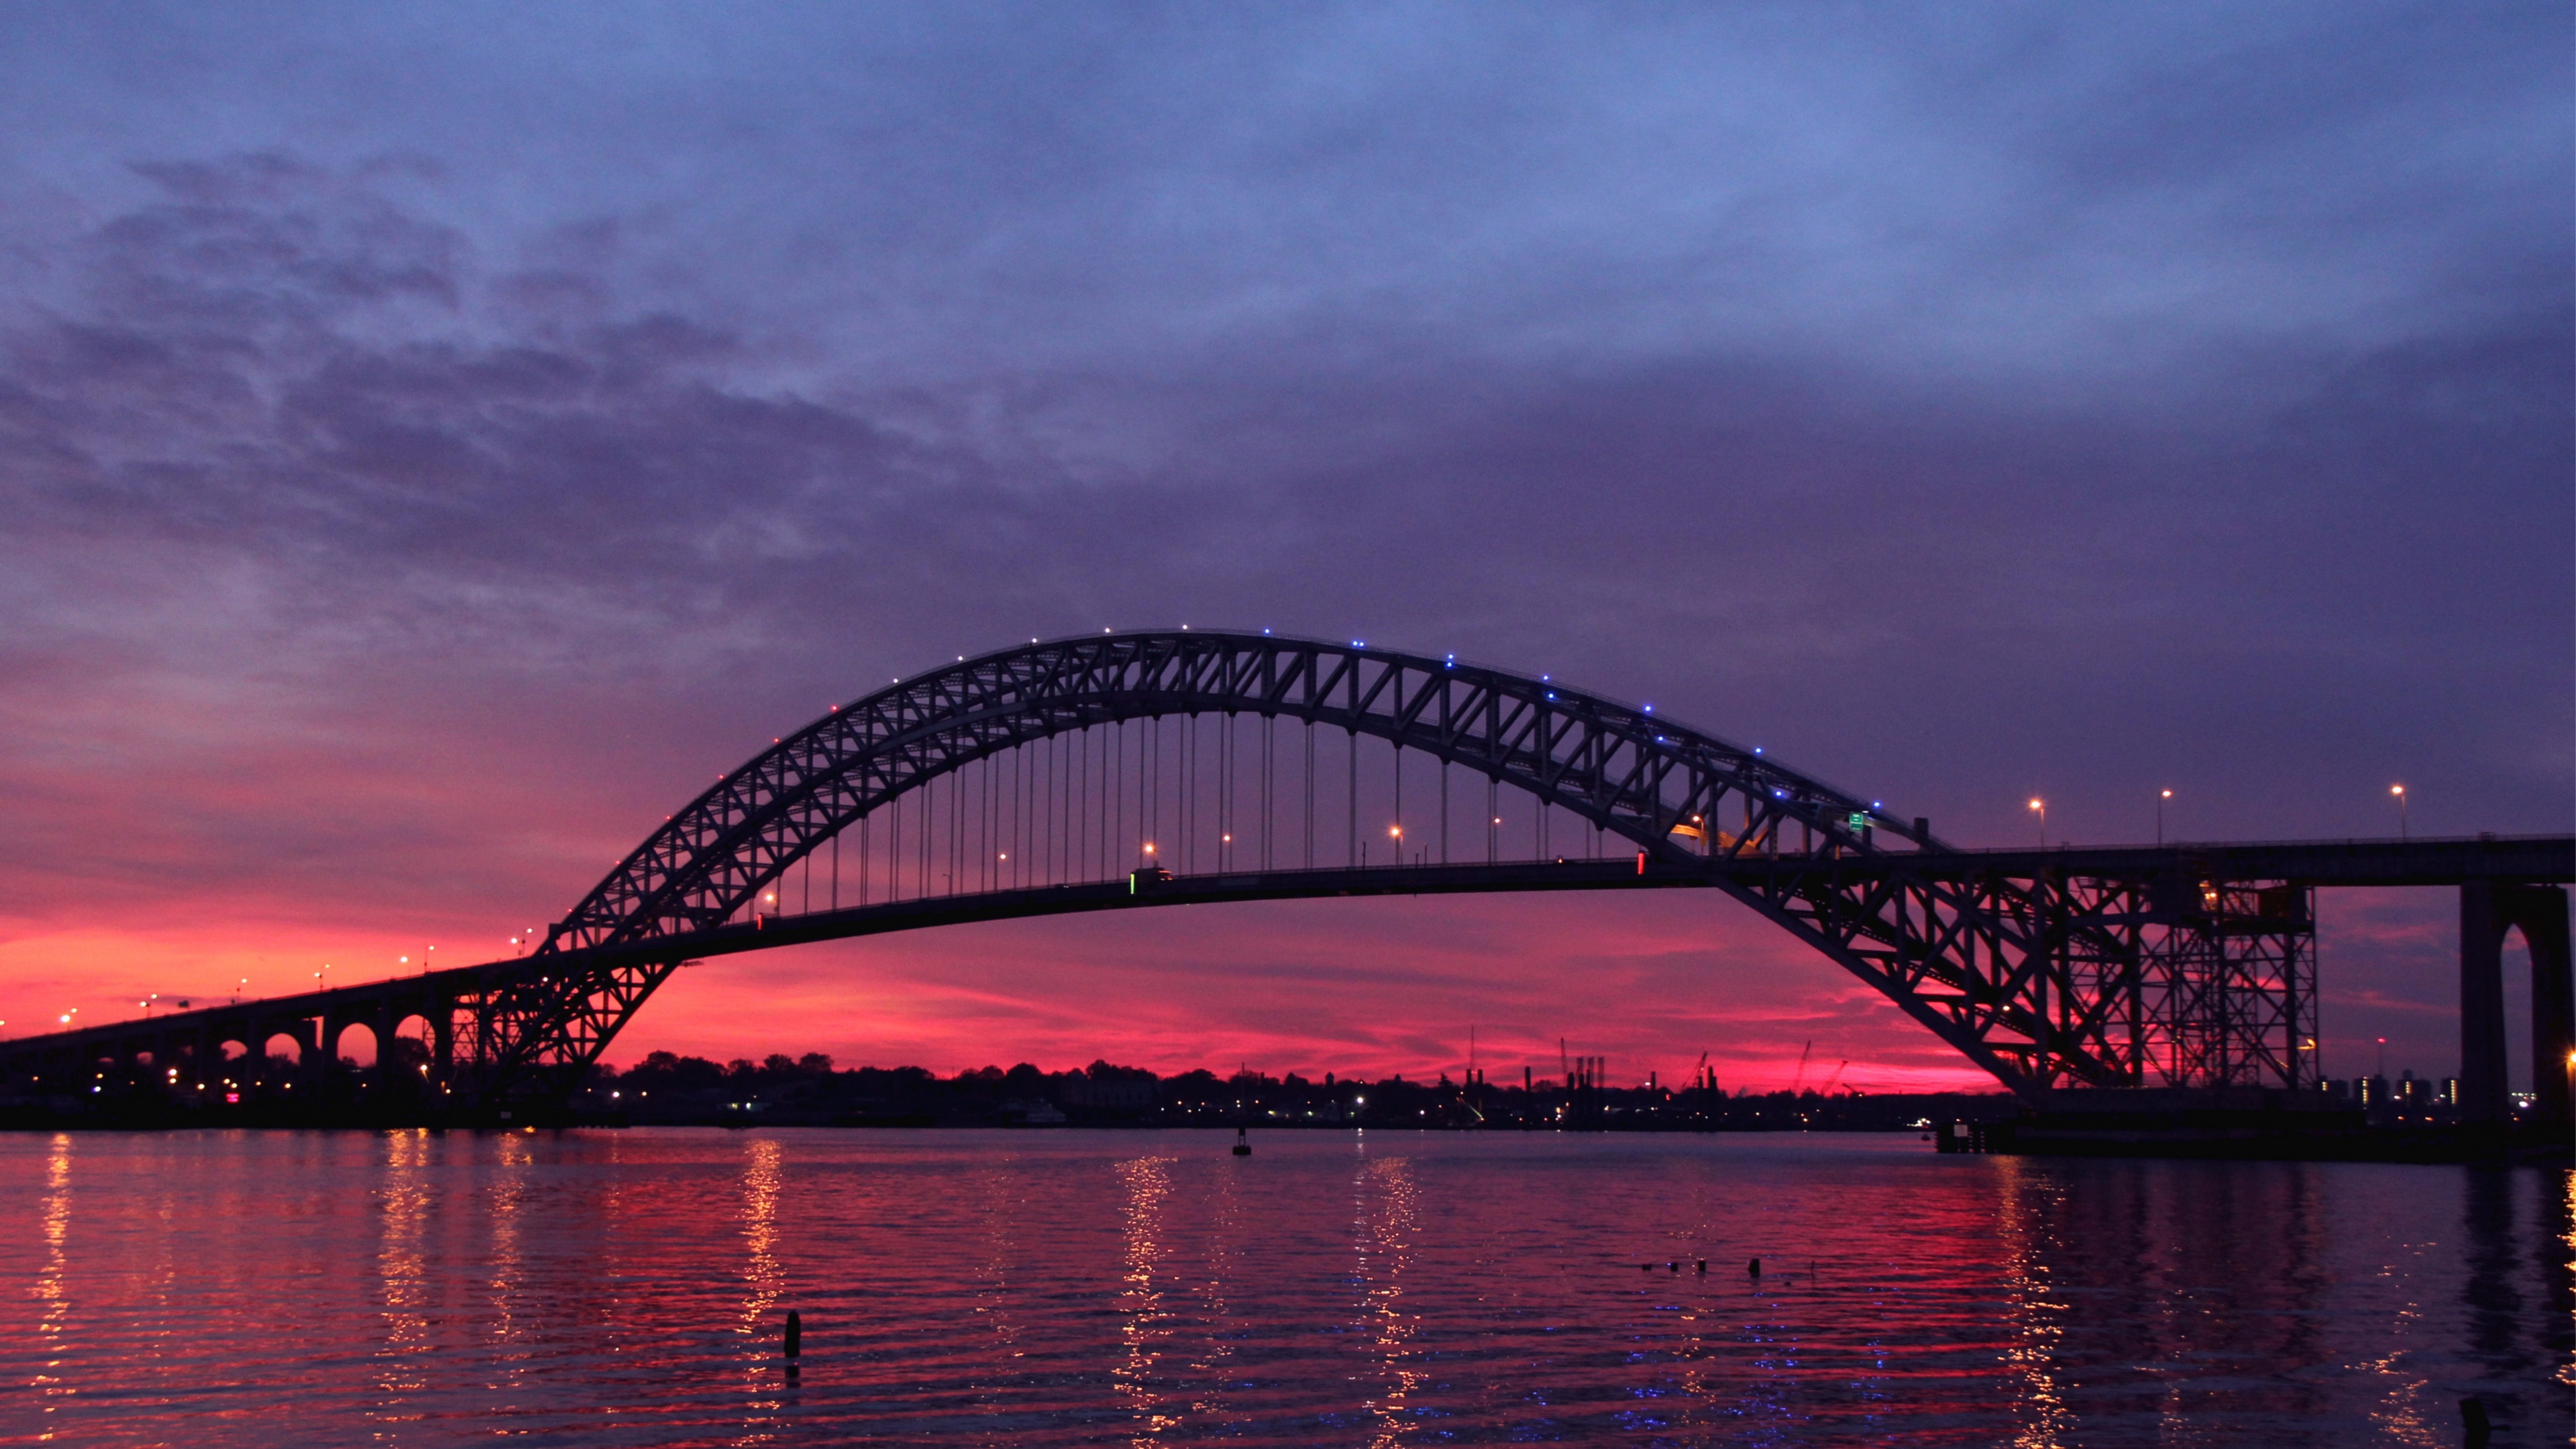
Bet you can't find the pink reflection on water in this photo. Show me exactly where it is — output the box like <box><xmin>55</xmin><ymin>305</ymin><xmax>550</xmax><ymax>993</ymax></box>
<box><xmin>1353</xmin><ymin>1150</ymin><xmax>1422</xmax><ymax>1448</ymax></box>
<box><xmin>1114</xmin><ymin>1153</ymin><xmax>1177</xmax><ymax>1442</ymax></box>
<box><xmin>0</xmin><ymin>1130</ymin><xmax>2564</xmax><ymax>1446</ymax></box>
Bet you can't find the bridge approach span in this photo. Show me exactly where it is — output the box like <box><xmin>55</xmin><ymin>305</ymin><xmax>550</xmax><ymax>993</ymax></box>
<box><xmin>8</xmin><ymin>839</ymin><xmax>2567</xmax><ymax>1120</ymax></box>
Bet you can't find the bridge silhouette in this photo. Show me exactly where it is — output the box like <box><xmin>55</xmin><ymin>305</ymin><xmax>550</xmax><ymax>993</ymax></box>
<box><xmin>5</xmin><ymin>630</ymin><xmax>2569</xmax><ymax>1124</ymax></box>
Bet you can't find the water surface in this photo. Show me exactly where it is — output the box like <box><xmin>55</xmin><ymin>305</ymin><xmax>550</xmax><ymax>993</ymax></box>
<box><xmin>2</xmin><ymin>1128</ymin><xmax>2567</xmax><ymax>1445</ymax></box>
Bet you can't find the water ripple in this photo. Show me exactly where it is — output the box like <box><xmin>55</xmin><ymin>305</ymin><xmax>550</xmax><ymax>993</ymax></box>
<box><xmin>0</xmin><ymin>1130</ymin><xmax>2565</xmax><ymax>1446</ymax></box>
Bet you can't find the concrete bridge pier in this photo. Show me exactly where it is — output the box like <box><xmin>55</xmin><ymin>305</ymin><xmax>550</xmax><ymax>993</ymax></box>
<box><xmin>433</xmin><ymin>1003</ymin><xmax>455</xmax><ymax>1084</ymax></box>
<box><xmin>2459</xmin><ymin>881</ymin><xmax>2573</xmax><ymax>1123</ymax></box>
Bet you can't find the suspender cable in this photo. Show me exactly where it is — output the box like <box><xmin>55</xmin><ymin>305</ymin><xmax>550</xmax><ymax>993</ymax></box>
<box><xmin>1346</xmin><ymin>726</ymin><xmax>1358</xmax><ymax>868</ymax></box>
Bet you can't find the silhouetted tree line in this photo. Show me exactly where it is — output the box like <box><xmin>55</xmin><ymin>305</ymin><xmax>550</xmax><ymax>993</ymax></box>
<box><xmin>572</xmin><ymin>1053</ymin><xmax>2012</xmax><ymax>1130</ymax></box>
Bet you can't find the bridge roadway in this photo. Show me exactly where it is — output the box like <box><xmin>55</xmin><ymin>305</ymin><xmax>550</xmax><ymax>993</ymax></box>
<box><xmin>584</xmin><ymin>833</ymin><xmax>2576</xmax><ymax>962</ymax></box>
<box><xmin>6</xmin><ymin>834</ymin><xmax>2567</xmax><ymax>1092</ymax></box>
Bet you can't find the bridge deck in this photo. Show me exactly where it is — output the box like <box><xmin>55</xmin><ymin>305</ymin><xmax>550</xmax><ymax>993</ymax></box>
<box><xmin>5</xmin><ymin>834</ymin><xmax>2565</xmax><ymax>1065</ymax></box>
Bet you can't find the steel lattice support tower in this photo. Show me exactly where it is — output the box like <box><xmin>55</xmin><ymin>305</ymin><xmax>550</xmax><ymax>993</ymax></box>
<box><xmin>2143</xmin><ymin>882</ymin><xmax>2317</xmax><ymax>1089</ymax></box>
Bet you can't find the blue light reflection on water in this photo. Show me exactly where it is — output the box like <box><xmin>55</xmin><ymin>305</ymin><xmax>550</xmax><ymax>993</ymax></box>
<box><xmin>0</xmin><ymin>1129</ymin><xmax>2566</xmax><ymax>1446</ymax></box>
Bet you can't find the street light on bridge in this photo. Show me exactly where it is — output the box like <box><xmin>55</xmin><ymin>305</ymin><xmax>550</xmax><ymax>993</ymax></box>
<box><xmin>2157</xmin><ymin>789</ymin><xmax>2172</xmax><ymax>846</ymax></box>
<box><xmin>2391</xmin><ymin>784</ymin><xmax>2408</xmax><ymax>841</ymax></box>
<box><xmin>2027</xmin><ymin>798</ymin><xmax>2046</xmax><ymax>849</ymax></box>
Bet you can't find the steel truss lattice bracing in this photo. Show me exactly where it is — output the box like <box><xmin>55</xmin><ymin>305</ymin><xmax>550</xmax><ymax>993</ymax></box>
<box><xmin>488</xmin><ymin>631</ymin><xmax>2300</xmax><ymax>1105</ymax></box>
<box><xmin>2145</xmin><ymin>883</ymin><xmax>2317</xmax><ymax>1089</ymax></box>
<box><xmin>2010</xmin><ymin>873</ymin><xmax>2320</xmax><ymax>1091</ymax></box>
<box><xmin>15</xmin><ymin>632</ymin><xmax>2557</xmax><ymax>1120</ymax></box>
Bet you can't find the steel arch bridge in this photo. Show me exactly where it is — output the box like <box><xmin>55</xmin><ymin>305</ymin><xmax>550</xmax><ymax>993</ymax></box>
<box><xmin>455</xmin><ymin>630</ymin><xmax>2299</xmax><ymax>1106</ymax></box>
<box><xmin>34</xmin><ymin>628</ymin><xmax>2558</xmax><ymax>1122</ymax></box>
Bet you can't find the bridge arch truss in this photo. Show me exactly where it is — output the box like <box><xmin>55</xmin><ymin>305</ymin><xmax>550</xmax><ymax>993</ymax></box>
<box><xmin>447</xmin><ymin>630</ymin><xmax>2259</xmax><ymax>1106</ymax></box>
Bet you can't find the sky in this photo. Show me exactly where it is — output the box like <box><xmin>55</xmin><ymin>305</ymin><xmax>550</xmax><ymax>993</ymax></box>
<box><xmin>0</xmin><ymin>2</ymin><xmax>2567</xmax><ymax>1093</ymax></box>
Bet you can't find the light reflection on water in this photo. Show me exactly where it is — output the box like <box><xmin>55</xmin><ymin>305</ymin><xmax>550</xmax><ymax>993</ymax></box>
<box><xmin>0</xmin><ymin>1130</ymin><xmax>2565</xmax><ymax>1446</ymax></box>
<box><xmin>31</xmin><ymin>1134</ymin><xmax>69</xmax><ymax>1427</ymax></box>
<box><xmin>1114</xmin><ymin>1153</ymin><xmax>1176</xmax><ymax>1443</ymax></box>
<box><xmin>376</xmin><ymin>1128</ymin><xmax>433</xmax><ymax>1411</ymax></box>
<box><xmin>1994</xmin><ymin>1158</ymin><xmax>2067</xmax><ymax>1449</ymax></box>
<box><xmin>1354</xmin><ymin>1153</ymin><xmax>1421</xmax><ymax>1448</ymax></box>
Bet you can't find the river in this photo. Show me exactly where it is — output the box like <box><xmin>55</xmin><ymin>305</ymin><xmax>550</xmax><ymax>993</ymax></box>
<box><xmin>1</xmin><ymin>1128</ymin><xmax>2567</xmax><ymax>1445</ymax></box>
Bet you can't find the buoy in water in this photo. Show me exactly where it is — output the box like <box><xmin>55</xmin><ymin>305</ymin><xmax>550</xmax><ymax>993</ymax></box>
<box><xmin>1748</xmin><ymin>1256</ymin><xmax>1762</xmax><ymax>1278</ymax></box>
<box><xmin>1695</xmin><ymin>1259</ymin><xmax>1707</xmax><ymax>1275</ymax></box>
<box><xmin>784</xmin><ymin>1309</ymin><xmax>801</xmax><ymax>1360</ymax></box>
<box><xmin>1232</xmin><ymin>1126</ymin><xmax>1251</xmax><ymax>1157</ymax></box>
